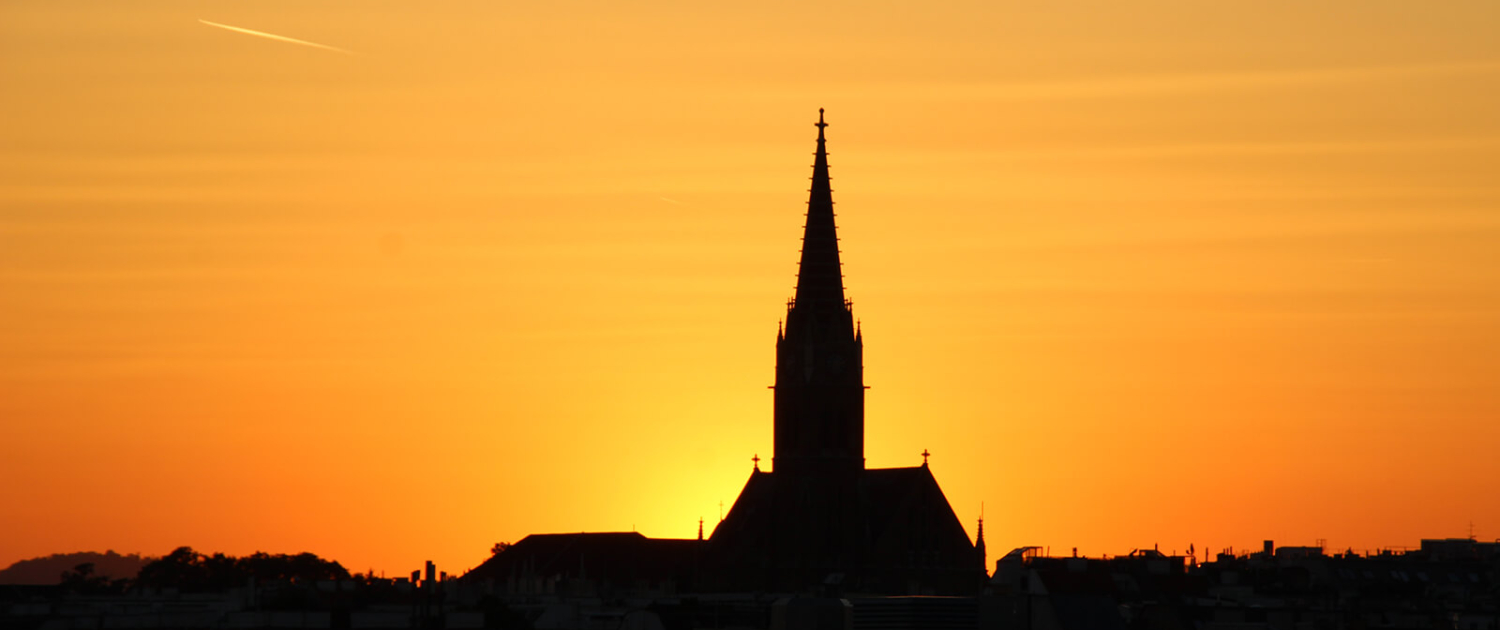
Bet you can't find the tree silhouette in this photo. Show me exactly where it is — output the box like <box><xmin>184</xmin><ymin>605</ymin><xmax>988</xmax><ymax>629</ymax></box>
<box><xmin>0</xmin><ymin>550</ymin><xmax>153</xmax><ymax>585</ymax></box>
<box><xmin>60</xmin><ymin>562</ymin><xmax>126</xmax><ymax>595</ymax></box>
<box><xmin>135</xmin><ymin>547</ymin><xmax>350</xmax><ymax>593</ymax></box>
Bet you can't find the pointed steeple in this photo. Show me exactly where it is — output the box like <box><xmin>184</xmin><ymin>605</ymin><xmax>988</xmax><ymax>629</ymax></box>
<box><xmin>773</xmin><ymin>109</ymin><xmax>864</xmax><ymax>475</ymax></box>
<box><xmin>793</xmin><ymin>108</ymin><xmax>845</xmax><ymax>309</ymax></box>
<box><xmin>976</xmin><ymin>505</ymin><xmax>987</xmax><ymax>572</ymax></box>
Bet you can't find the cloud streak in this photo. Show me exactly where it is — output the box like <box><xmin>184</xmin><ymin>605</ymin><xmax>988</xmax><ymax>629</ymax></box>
<box><xmin>199</xmin><ymin>19</ymin><xmax>353</xmax><ymax>55</ymax></box>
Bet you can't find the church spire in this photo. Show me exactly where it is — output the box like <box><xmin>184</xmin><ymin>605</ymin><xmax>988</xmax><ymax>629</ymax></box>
<box><xmin>977</xmin><ymin>505</ymin><xmax>987</xmax><ymax>572</ymax></box>
<box><xmin>772</xmin><ymin>110</ymin><xmax>865</xmax><ymax>475</ymax></box>
<box><xmin>793</xmin><ymin>108</ymin><xmax>845</xmax><ymax>309</ymax></box>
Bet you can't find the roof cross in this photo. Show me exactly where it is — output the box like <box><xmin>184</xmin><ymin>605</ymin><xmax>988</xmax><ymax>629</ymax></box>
<box><xmin>752</xmin><ymin>453</ymin><xmax>761</xmax><ymax>471</ymax></box>
<box><xmin>921</xmin><ymin>449</ymin><xmax>930</xmax><ymax>466</ymax></box>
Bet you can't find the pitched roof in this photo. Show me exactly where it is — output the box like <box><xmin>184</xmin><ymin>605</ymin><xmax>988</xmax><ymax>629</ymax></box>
<box><xmin>705</xmin><ymin>466</ymin><xmax>980</xmax><ymax>593</ymax></box>
<box><xmin>465</xmin><ymin>532</ymin><xmax>699</xmax><ymax>583</ymax></box>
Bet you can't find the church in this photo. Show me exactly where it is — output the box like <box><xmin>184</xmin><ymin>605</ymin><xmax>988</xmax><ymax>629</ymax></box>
<box><xmin>469</xmin><ymin>111</ymin><xmax>984</xmax><ymax>597</ymax></box>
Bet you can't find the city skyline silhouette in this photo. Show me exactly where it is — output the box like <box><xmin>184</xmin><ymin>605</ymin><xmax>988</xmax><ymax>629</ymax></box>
<box><xmin>4</xmin><ymin>2</ymin><xmax>1500</xmax><ymax>582</ymax></box>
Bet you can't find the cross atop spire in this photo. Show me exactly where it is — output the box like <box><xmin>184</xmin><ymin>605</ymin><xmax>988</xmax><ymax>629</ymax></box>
<box><xmin>793</xmin><ymin>108</ymin><xmax>846</xmax><ymax>310</ymax></box>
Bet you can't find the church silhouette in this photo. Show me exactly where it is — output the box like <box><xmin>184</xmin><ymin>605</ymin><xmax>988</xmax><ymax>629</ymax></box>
<box><xmin>469</xmin><ymin>111</ymin><xmax>984</xmax><ymax>597</ymax></box>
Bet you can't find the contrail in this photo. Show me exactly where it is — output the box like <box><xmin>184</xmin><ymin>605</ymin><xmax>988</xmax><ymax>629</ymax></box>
<box><xmin>199</xmin><ymin>19</ymin><xmax>353</xmax><ymax>55</ymax></box>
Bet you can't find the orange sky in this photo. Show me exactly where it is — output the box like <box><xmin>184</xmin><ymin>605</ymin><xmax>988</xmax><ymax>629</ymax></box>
<box><xmin>3</xmin><ymin>1</ymin><xmax>1499</xmax><ymax>576</ymax></box>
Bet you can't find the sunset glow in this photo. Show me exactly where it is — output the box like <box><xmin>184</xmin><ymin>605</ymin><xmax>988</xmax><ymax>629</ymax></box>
<box><xmin>3</xmin><ymin>1</ymin><xmax>1499</xmax><ymax>576</ymax></box>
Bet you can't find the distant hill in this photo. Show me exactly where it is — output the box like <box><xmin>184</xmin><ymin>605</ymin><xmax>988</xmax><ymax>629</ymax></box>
<box><xmin>0</xmin><ymin>551</ymin><xmax>155</xmax><ymax>585</ymax></box>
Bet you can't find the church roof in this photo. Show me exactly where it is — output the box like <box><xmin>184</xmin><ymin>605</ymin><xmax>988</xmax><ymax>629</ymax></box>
<box><xmin>862</xmin><ymin>467</ymin><xmax>956</xmax><ymax>546</ymax></box>
<box><xmin>706</xmin><ymin>465</ymin><xmax>979</xmax><ymax>593</ymax></box>
<box><xmin>712</xmin><ymin>465</ymin><xmax>958</xmax><ymax>535</ymax></box>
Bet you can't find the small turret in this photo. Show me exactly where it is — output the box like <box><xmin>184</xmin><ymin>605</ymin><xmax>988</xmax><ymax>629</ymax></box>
<box><xmin>977</xmin><ymin>505</ymin><xmax>987</xmax><ymax>572</ymax></box>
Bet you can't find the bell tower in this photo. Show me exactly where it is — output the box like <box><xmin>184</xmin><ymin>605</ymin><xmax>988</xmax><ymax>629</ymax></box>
<box><xmin>772</xmin><ymin>109</ymin><xmax>865</xmax><ymax>475</ymax></box>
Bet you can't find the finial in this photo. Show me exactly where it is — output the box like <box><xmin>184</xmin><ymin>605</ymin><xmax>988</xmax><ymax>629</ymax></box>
<box><xmin>976</xmin><ymin>507</ymin><xmax>986</xmax><ymax>567</ymax></box>
<box><xmin>921</xmin><ymin>448</ymin><xmax>930</xmax><ymax>466</ymax></box>
<box><xmin>815</xmin><ymin>108</ymin><xmax>827</xmax><ymax>135</ymax></box>
<box><xmin>752</xmin><ymin>453</ymin><xmax>761</xmax><ymax>471</ymax></box>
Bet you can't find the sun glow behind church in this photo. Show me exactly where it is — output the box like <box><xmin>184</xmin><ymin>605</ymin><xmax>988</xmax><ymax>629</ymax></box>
<box><xmin>2</xmin><ymin>1</ymin><xmax>1500</xmax><ymax>578</ymax></box>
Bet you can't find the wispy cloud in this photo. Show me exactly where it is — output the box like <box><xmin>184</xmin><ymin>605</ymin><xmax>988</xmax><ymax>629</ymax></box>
<box><xmin>199</xmin><ymin>19</ymin><xmax>353</xmax><ymax>55</ymax></box>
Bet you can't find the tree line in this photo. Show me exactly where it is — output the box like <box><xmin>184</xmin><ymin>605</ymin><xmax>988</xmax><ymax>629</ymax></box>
<box><xmin>47</xmin><ymin>547</ymin><xmax>351</xmax><ymax>595</ymax></box>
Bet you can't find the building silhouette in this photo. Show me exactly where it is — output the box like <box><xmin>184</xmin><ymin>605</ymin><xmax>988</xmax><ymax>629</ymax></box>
<box><xmin>16</xmin><ymin>113</ymin><xmax>1498</xmax><ymax>628</ymax></box>
<box><xmin>704</xmin><ymin>110</ymin><xmax>982</xmax><ymax>595</ymax></box>
<box><xmin>470</xmin><ymin>111</ymin><xmax>982</xmax><ymax>596</ymax></box>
